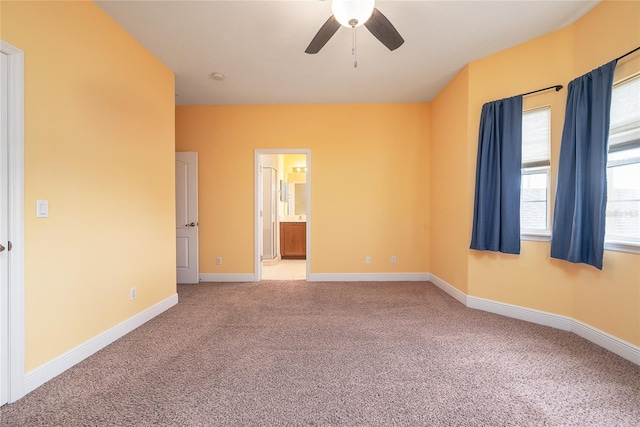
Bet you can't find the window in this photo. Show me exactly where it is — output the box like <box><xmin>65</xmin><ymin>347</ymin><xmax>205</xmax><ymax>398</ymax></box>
<box><xmin>606</xmin><ymin>74</ymin><xmax>640</xmax><ymax>251</ymax></box>
<box><xmin>521</xmin><ymin>106</ymin><xmax>551</xmax><ymax>238</ymax></box>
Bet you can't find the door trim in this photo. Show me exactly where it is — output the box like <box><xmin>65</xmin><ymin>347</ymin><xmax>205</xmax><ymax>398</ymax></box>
<box><xmin>1</xmin><ymin>40</ymin><xmax>25</xmax><ymax>403</ymax></box>
<box><xmin>254</xmin><ymin>149</ymin><xmax>310</xmax><ymax>281</ymax></box>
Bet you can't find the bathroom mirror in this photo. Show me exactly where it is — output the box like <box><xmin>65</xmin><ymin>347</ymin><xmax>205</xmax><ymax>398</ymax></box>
<box><xmin>287</xmin><ymin>182</ymin><xmax>307</xmax><ymax>216</ymax></box>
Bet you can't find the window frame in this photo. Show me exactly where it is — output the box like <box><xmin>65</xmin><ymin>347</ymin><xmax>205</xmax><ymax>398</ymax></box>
<box><xmin>521</xmin><ymin>105</ymin><xmax>552</xmax><ymax>241</ymax></box>
<box><xmin>604</xmin><ymin>73</ymin><xmax>640</xmax><ymax>255</ymax></box>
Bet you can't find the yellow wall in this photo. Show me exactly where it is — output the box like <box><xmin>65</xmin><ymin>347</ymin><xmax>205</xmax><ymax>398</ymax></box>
<box><xmin>429</xmin><ymin>66</ymin><xmax>470</xmax><ymax>293</ymax></box>
<box><xmin>573</xmin><ymin>0</ymin><xmax>640</xmax><ymax>77</ymax></box>
<box><xmin>2</xmin><ymin>1</ymin><xmax>176</xmax><ymax>370</ymax></box>
<box><xmin>175</xmin><ymin>104</ymin><xmax>430</xmax><ymax>275</ymax></box>
<box><xmin>431</xmin><ymin>0</ymin><xmax>639</xmax><ymax>345</ymax></box>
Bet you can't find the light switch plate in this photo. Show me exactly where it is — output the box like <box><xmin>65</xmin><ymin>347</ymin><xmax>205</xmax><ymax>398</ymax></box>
<box><xmin>36</xmin><ymin>200</ymin><xmax>49</xmax><ymax>218</ymax></box>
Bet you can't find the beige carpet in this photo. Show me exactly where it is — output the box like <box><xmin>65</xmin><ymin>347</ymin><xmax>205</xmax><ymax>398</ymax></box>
<box><xmin>1</xmin><ymin>280</ymin><xmax>639</xmax><ymax>426</ymax></box>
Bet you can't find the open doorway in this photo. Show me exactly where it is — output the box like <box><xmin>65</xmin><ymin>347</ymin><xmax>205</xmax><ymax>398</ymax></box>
<box><xmin>254</xmin><ymin>149</ymin><xmax>310</xmax><ymax>281</ymax></box>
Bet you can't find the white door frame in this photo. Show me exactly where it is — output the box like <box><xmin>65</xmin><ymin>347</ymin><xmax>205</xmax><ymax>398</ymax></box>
<box><xmin>1</xmin><ymin>40</ymin><xmax>26</xmax><ymax>403</ymax></box>
<box><xmin>254</xmin><ymin>149</ymin><xmax>310</xmax><ymax>281</ymax></box>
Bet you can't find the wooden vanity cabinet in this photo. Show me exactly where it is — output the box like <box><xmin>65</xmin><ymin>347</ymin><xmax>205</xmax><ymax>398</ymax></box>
<box><xmin>280</xmin><ymin>222</ymin><xmax>306</xmax><ymax>259</ymax></box>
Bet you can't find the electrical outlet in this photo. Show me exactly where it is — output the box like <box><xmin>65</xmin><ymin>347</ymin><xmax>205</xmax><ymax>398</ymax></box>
<box><xmin>365</xmin><ymin>256</ymin><xmax>371</xmax><ymax>264</ymax></box>
<box><xmin>216</xmin><ymin>257</ymin><xmax>222</xmax><ymax>265</ymax></box>
<box><xmin>130</xmin><ymin>287</ymin><xmax>137</xmax><ymax>301</ymax></box>
<box><xmin>391</xmin><ymin>256</ymin><xmax>397</xmax><ymax>264</ymax></box>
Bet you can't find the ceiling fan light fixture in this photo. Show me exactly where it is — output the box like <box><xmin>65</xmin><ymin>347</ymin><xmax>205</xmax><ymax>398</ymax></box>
<box><xmin>331</xmin><ymin>0</ymin><xmax>375</xmax><ymax>28</ymax></box>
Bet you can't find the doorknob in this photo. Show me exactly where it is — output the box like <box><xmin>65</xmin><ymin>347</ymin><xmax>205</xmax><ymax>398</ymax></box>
<box><xmin>185</xmin><ymin>222</ymin><xmax>196</xmax><ymax>227</ymax></box>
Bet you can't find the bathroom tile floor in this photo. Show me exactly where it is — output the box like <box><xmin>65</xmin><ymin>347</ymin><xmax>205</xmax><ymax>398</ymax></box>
<box><xmin>262</xmin><ymin>259</ymin><xmax>306</xmax><ymax>280</ymax></box>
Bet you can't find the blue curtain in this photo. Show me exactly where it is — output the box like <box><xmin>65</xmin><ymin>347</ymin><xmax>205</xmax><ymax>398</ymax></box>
<box><xmin>551</xmin><ymin>60</ymin><xmax>617</xmax><ymax>270</ymax></box>
<box><xmin>470</xmin><ymin>96</ymin><xmax>523</xmax><ymax>254</ymax></box>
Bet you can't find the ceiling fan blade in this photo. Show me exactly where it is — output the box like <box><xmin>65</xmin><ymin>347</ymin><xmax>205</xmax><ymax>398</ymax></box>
<box><xmin>305</xmin><ymin>15</ymin><xmax>341</xmax><ymax>54</ymax></box>
<box><xmin>364</xmin><ymin>8</ymin><xmax>405</xmax><ymax>51</ymax></box>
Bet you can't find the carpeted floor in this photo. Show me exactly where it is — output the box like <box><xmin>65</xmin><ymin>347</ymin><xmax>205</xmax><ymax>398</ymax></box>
<box><xmin>1</xmin><ymin>281</ymin><xmax>639</xmax><ymax>426</ymax></box>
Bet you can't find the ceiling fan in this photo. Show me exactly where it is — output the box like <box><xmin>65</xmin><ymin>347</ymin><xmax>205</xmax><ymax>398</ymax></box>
<box><xmin>305</xmin><ymin>0</ymin><xmax>404</xmax><ymax>54</ymax></box>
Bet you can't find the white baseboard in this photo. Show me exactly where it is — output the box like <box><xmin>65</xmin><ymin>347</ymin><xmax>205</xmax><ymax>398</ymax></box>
<box><xmin>200</xmin><ymin>272</ymin><xmax>430</xmax><ymax>283</ymax></box>
<box><xmin>429</xmin><ymin>274</ymin><xmax>467</xmax><ymax>305</ymax></box>
<box><xmin>307</xmin><ymin>272</ymin><xmax>430</xmax><ymax>282</ymax></box>
<box><xmin>199</xmin><ymin>273</ymin><xmax>254</xmax><ymax>282</ymax></box>
<box><xmin>430</xmin><ymin>275</ymin><xmax>639</xmax><ymax>366</ymax></box>
<box><xmin>467</xmin><ymin>296</ymin><xmax>573</xmax><ymax>331</ymax></box>
<box><xmin>24</xmin><ymin>293</ymin><xmax>179</xmax><ymax>395</ymax></box>
<box><xmin>571</xmin><ymin>319</ymin><xmax>640</xmax><ymax>365</ymax></box>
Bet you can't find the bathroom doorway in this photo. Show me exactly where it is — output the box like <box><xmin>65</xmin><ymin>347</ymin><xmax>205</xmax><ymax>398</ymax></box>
<box><xmin>254</xmin><ymin>149</ymin><xmax>310</xmax><ymax>281</ymax></box>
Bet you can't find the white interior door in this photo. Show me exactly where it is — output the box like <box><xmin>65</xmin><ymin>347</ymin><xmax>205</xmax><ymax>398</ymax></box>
<box><xmin>175</xmin><ymin>152</ymin><xmax>199</xmax><ymax>284</ymax></box>
<box><xmin>0</xmin><ymin>40</ymin><xmax>25</xmax><ymax>405</ymax></box>
<box><xmin>0</xmin><ymin>51</ymin><xmax>9</xmax><ymax>406</ymax></box>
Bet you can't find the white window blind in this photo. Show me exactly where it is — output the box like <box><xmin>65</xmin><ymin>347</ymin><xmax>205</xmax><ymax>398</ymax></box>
<box><xmin>609</xmin><ymin>75</ymin><xmax>640</xmax><ymax>151</ymax></box>
<box><xmin>606</xmin><ymin>75</ymin><xmax>640</xmax><ymax>248</ymax></box>
<box><xmin>522</xmin><ymin>107</ymin><xmax>551</xmax><ymax>167</ymax></box>
<box><xmin>521</xmin><ymin>106</ymin><xmax>551</xmax><ymax>234</ymax></box>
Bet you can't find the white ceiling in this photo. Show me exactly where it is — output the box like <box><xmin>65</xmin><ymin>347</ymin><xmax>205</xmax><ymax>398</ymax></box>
<box><xmin>95</xmin><ymin>0</ymin><xmax>600</xmax><ymax>106</ymax></box>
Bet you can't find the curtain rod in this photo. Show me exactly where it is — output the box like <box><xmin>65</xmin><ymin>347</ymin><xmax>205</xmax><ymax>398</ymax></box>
<box><xmin>511</xmin><ymin>46</ymin><xmax>638</xmax><ymax>99</ymax></box>
<box><xmin>520</xmin><ymin>84</ymin><xmax>563</xmax><ymax>97</ymax></box>
<box><xmin>616</xmin><ymin>46</ymin><xmax>640</xmax><ymax>62</ymax></box>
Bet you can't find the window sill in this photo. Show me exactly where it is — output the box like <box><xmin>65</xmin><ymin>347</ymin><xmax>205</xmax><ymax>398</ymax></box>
<box><xmin>604</xmin><ymin>241</ymin><xmax>640</xmax><ymax>255</ymax></box>
<box><xmin>518</xmin><ymin>236</ymin><xmax>639</xmax><ymax>253</ymax></box>
<box><xmin>521</xmin><ymin>232</ymin><xmax>551</xmax><ymax>242</ymax></box>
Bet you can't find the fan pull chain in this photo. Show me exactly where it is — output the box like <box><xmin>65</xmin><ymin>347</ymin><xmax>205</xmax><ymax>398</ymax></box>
<box><xmin>352</xmin><ymin>26</ymin><xmax>357</xmax><ymax>68</ymax></box>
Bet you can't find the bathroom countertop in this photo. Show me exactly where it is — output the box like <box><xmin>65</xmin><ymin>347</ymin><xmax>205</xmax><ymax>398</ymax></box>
<box><xmin>281</xmin><ymin>216</ymin><xmax>306</xmax><ymax>223</ymax></box>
